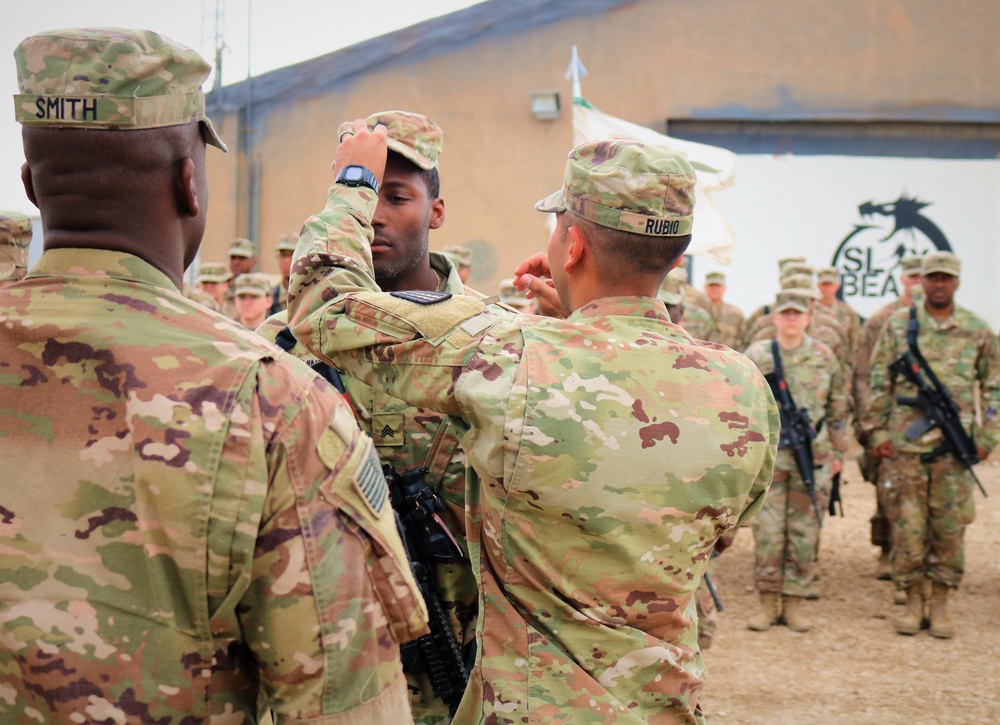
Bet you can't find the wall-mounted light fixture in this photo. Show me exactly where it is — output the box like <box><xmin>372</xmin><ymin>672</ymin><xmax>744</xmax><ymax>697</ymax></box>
<box><xmin>530</xmin><ymin>91</ymin><xmax>561</xmax><ymax>121</ymax></box>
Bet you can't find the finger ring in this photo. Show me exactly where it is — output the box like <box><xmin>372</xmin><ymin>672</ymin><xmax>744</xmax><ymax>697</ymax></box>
<box><xmin>339</xmin><ymin>130</ymin><xmax>354</xmax><ymax>142</ymax></box>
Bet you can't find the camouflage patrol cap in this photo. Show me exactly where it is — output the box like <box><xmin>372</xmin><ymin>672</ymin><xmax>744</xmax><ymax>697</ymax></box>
<box><xmin>657</xmin><ymin>273</ymin><xmax>683</xmax><ymax>305</ymax></box>
<box><xmin>780</xmin><ymin>263</ymin><xmax>814</xmax><ymax>282</ymax></box>
<box><xmin>0</xmin><ymin>210</ymin><xmax>32</xmax><ymax>281</ymax></box>
<box><xmin>772</xmin><ymin>291</ymin><xmax>811</xmax><ymax>314</ymax></box>
<box><xmin>196</xmin><ymin>262</ymin><xmax>230</xmax><ymax>284</ymax></box>
<box><xmin>337</xmin><ymin>110</ymin><xmax>442</xmax><ymax>170</ymax></box>
<box><xmin>535</xmin><ymin>139</ymin><xmax>696</xmax><ymax>237</ymax></box>
<box><xmin>921</xmin><ymin>250</ymin><xmax>960</xmax><ymax>277</ymax></box>
<box><xmin>441</xmin><ymin>245</ymin><xmax>472</xmax><ymax>269</ymax></box>
<box><xmin>780</xmin><ymin>273</ymin><xmax>821</xmax><ymax>299</ymax></box>
<box><xmin>705</xmin><ymin>272</ymin><xmax>726</xmax><ymax>285</ymax></box>
<box><xmin>498</xmin><ymin>278</ymin><xmax>532</xmax><ymax>309</ymax></box>
<box><xmin>228</xmin><ymin>238</ymin><xmax>256</xmax><ymax>258</ymax></box>
<box><xmin>276</xmin><ymin>233</ymin><xmax>298</xmax><ymax>253</ymax></box>
<box><xmin>900</xmin><ymin>256</ymin><xmax>923</xmax><ymax>275</ymax></box>
<box><xmin>816</xmin><ymin>267</ymin><xmax>839</xmax><ymax>283</ymax></box>
<box><xmin>233</xmin><ymin>272</ymin><xmax>272</xmax><ymax>297</ymax></box>
<box><xmin>14</xmin><ymin>28</ymin><xmax>226</xmax><ymax>151</ymax></box>
<box><xmin>778</xmin><ymin>256</ymin><xmax>807</xmax><ymax>272</ymax></box>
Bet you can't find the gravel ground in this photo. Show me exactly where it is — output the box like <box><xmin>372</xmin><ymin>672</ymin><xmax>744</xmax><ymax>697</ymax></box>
<box><xmin>700</xmin><ymin>453</ymin><xmax>1000</xmax><ymax>725</ymax></box>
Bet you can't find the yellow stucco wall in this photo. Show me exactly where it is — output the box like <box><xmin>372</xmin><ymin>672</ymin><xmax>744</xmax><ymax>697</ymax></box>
<box><xmin>200</xmin><ymin>0</ymin><xmax>999</xmax><ymax>293</ymax></box>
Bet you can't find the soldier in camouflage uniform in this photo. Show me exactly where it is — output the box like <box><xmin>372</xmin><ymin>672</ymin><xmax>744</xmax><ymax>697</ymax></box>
<box><xmin>286</xmin><ymin>123</ymin><xmax>779</xmax><ymax>724</ymax></box>
<box><xmin>442</xmin><ymin>244</ymin><xmax>473</xmax><ymax>283</ymax></box>
<box><xmin>260</xmin><ymin>110</ymin><xmax>496</xmax><ymax>724</ymax></box>
<box><xmin>269</xmin><ymin>232</ymin><xmax>298</xmax><ymax>314</ymax></box>
<box><xmin>0</xmin><ymin>28</ymin><xmax>427</xmax><ymax>723</ymax></box>
<box><xmin>854</xmin><ymin>255</ymin><xmax>924</xmax><ymax>579</ymax></box>
<box><xmin>816</xmin><ymin>266</ymin><xmax>861</xmax><ymax>353</ymax></box>
<box><xmin>744</xmin><ymin>292</ymin><xmax>850</xmax><ymax>632</ymax></box>
<box><xmin>0</xmin><ymin>211</ymin><xmax>32</xmax><ymax>287</ymax></box>
<box><xmin>667</xmin><ymin>266</ymin><xmax>717</xmax><ymax>341</ymax></box>
<box><xmin>232</xmin><ymin>271</ymin><xmax>274</xmax><ymax>329</ymax></box>
<box><xmin>864</xmin><ymin>251</ymin><xmax>998</xmax><ymax>638</ymax></box>
<box><xmin>188</xmin><ymin>260</ymin><xmax>230</xmax><ymax>312</ymax></box>
<box><xmin>703</xmin><ymin>271</ymin><xmax>745</xmax><ymax>349</ymax></box>
<box><xmin>221</xmin><ymin>237</ymin><xmax>256</xmax><ymax>319</ymax></box>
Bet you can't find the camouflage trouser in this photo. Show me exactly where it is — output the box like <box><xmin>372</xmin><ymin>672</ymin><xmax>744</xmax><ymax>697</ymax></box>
<box><xmin>859</xmin><ymin>448</ymin><xmax>892</xmax><ymax>550</ymax></box>
<box><xmin>879</xmin><ymin>453</ymin><xmax>975</xmax><ymax>590</ymax></box>
<box><xmin>695</xmin><ymin>565</ymin><xmax>718</xmax><ymax>650</ymax></box>
<box><xmin>752</xmin><ymin>463</ymin><xmax>830</xmax><ymax>597</ymax></box>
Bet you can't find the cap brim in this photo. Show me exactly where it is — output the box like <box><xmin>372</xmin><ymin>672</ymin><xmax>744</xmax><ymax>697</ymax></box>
<box><xmin>773</xmin><ymin>302</ymin><xmax>810</xmax><ymax>314</ymax></box>
<box><xmin>921</xmin><ymin>266</ymin><xmax>958</xmax><ymax>277</ymax></box>
<box><xmin>386</xmin><ymin>138</ymin><xmax>435</xmax><ymax>170</ymax></box>
<box><xmin>535</xmin><ymin>188</ymin><xmax>566</xmax><ymax>213</ymax></box>
<box><xmin>201</xmin><ymin>118</ymin><xmax>227</xmax><ymax>152</ymax></box>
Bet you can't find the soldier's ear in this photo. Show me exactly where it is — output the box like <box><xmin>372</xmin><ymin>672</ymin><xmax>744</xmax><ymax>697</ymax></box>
<box><xmin>174</xmin><ymin>158</ymin><xmax>200</xmax><ymax>218</ymax></box>
<box><xmin>20</xmin><ymin>163</ymin><xmax>38</xmax><ymax>209</ymax></box>
<box><xmin>564</xmin><ymin>224</ymin><xmax>589</xmax><ymax>272</ymax></box>
<box><xmin>429</xmin><ymin>197</ymin><xmax>445</xmax><ymax>230</ymax></box>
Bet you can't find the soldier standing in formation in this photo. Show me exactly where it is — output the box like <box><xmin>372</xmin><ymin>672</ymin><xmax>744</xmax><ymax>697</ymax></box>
<box><xmin>702</xmin><ymin>270</ymin><xmax>746</xmax><ymax>349</ymax></box>
<box><xmin>269</xmin><ymin>231</ymin><xmax>297</xmax><ymax>313</ymax></box>
<box><xmin>744</xmin><ymin>291</ymin><xmax>850</xmax><ymax>632</ymax></box>
<box><xmin>854</xmin><ymin>255</ymin><xmax>924</xmax><ymax>581</ymax></box>
<box><xmin>0</xmin><ymin>27</ymin><xmax>427</xmax><ymax>722</ymax></box>
<box><xmin>285</xmin><ymin>122</ymin><xmax>778</xmax><ymax>724</ymax></box>
<box><xmin>191</xmin><ymin>261</ymin><xmax>231</xmax><ymax>312</ymax></box>
<box><xmin>232</xmin><ymin>271</ymin><xmax>274</xmax><ymax>329</ymax></box>
<box><xmin>864</xmin><ymin>251</ymin><xmax>998</xmax><ymax>638</ymax></box>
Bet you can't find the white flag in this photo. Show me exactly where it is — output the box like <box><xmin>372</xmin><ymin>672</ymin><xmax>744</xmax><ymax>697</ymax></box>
<box><xmin>569</xmin><ymin>93</ymin><xmax>738</xmax><ymax>264</ymax></box>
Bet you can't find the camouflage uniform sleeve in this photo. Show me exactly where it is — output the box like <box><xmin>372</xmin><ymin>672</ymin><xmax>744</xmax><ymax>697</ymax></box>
<box><xmin>287</xmin><ymin>184</ymin><xmax>494</xmax><ymax>420</ymax></box>
<box><xmin>864</xmin><ymin>312</ymin><xmax>904</xmax><ymax>447</ymax></box>
<box><xmin>975</xmin><ymin>328</ymin><xmax>1000</xmax><ymax>455</ymax></box>
<box><xmin>244</xmin><ymin>362</ymin><xmax>428</xmax><ymax>721</ymax></box>
<box><xmin>824</xmin><ymin>347</ymin><xmax>851</xmax><ymax>454</ymax></box>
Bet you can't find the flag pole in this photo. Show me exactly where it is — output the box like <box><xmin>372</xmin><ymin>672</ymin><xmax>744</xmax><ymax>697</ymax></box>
<box><xmin>565</xmin><ymin>45</ymin><xmax>588</xmax><ymax>103</ymax></box>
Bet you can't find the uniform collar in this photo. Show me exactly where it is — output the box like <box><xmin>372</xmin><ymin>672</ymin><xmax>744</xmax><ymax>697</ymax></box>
<box><xmin>29</xmin><ymin>248</ymin><xmax>177</xmax><ymax>290</ymax></box>
<box><xmin>570</xmin><ymin>295</ymin><xmax>672</xmax><ymax>322</ymax></box>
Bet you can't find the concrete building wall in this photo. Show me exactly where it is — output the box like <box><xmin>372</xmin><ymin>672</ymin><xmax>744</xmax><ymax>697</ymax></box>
<box><xmin>201</xmin><ymin>0</ymin><xmax>999</xmax><ymax>304</ymax></box>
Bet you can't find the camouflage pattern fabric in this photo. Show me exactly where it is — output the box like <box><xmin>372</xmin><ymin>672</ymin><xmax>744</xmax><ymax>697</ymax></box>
<box><xmin>694</xmin><ymin>567</ymin><xmax>718</xmax><ymax>650</ymax></box>
<box><xmin>818</xmin><ymin>297</ymin><xmax>861</xmax><ymax>353</ymax></box>
<box><xmin>680</xmin><ymin>299</ymin><xmax>717</xmax><ymax>341</ymax></box>
<box><xmin>0</xmin><ymin>210</ymin><xmax>32</xmax><ymax>286</ymax></box>
<box><xmin>14</xmin><ymin>28</ymin><xmax>225</xmax><ymax>150</ymax></box>
<box><xmin>182</xmin><ymin>282</ymin><xmax>221</xmax><ymax>312</ymax></box>
<box><xmin>706</xmin><ymin>300</ymin><xmax>745</xmax><ymax>350</ymax></box>
<box><xmin>745</xmin><ymin>334</ymin><xmax>849</xmax><ymax>596</ymax></box>
<box><xmin>0</xmin><ymin>248</ymin><xmax>427</xmax><ymax>722</ymax></box>
<box><xmin>864</xmin><ymin>303</ymin><xmax>999</xmax><ymax>588</ymax></box>
<box><xmin>258</xmin><ymin>249</ymin><xmax>497</xmax><ymax>725</ymax></box>
<box><xmin>338</xmin><ymin>110</ymin><xmax>443</xmax><ymax>170</ymax></box>
<box><xmin>285</xmin><ymin>179</ymin><xmax>779</xmax><ymax>724</ymax></box>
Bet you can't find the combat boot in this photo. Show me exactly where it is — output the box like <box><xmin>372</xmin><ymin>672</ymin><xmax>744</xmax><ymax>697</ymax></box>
<box><xmin>781</xmin><ymin>595</ymin><xmax>812</xmax><ymax>632</ymax></box>
<box><xmin>893</xmin><ymin>586</ymin><xmax>923</xmax><ymax>635</ymax></box>
<box><xmin>928</xmin><ymin>582</ymin><xmax>955</xmax><ymax>639</ymax></box>
<box><xmin>746</xmin><ymin>592</ymin><xmax>780</xmax><ymax>631</ymax></box>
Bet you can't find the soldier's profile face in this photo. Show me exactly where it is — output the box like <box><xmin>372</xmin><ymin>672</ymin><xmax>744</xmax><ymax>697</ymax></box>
<box><xmin>370</xmin><ymin>153</ymin><xmax>444</xmax><ymax>288</ymax></box>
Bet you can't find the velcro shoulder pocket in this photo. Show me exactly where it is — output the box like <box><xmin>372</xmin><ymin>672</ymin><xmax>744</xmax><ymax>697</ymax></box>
<box><xmin>317</xmin><ymin>423</ymin><xmax>429</xmax><ymax>644</ymax></box>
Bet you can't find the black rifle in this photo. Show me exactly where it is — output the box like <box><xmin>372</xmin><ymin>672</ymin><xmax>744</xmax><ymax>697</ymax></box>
<box><xmin>887</xmin><ymin>307</ymin><xmax>987</xmax><ymax>497</ymax></box>
<box><xmin>384</xmin><ymin>466</ymin><xmax>469</xmax><ymax>715</ymax></box>
<box><xmin>763</xmin><ymin>340</ymin><xmax>823</xmax><ymax>524</ymax></box>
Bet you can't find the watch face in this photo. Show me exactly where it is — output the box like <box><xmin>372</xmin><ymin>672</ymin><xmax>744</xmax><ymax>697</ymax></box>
<box><xmin>343</xmin><ymin>166</ymin><xmax>364</xmax><ymax>183</ymax></box>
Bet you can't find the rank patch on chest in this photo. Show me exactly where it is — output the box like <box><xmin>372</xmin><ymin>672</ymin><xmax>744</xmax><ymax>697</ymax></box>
<box><xmin>389</xmin><ymin>290</ymin><xmax>452</xmax><ymax>305</ymax></box>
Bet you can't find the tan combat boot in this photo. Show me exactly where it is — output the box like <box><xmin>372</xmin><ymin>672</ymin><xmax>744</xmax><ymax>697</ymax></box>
<box><xmin>893</xmin><ymin>586</ymin><xmax>924</xmax><ymax>635</ymax></box>
<box><xmin>928</xmin><ymin>582</ymin><xmax>955</xmax><ymax>639</ymax></box>
<box><xmin>746</xmin><ymin>592</ymin><xmax>781</xmax><ymax>631</ymax></box>
<box><xmin>781</xmin><ymin>595</ymin><xmax>812</xmax><ymax>632</ymax></box>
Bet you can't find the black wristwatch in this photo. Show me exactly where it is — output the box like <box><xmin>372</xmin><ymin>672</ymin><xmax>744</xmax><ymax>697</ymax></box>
<box><xmin>335</xmin><ymin>164</ymin><xmax>380</xmax><ymax>196</ymax></box>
